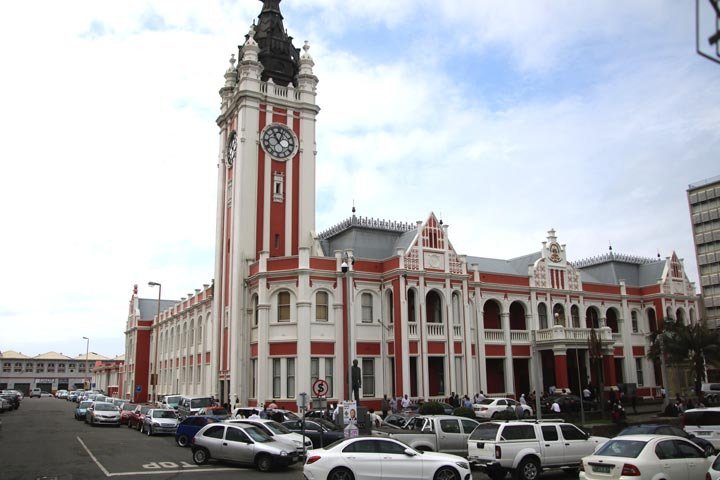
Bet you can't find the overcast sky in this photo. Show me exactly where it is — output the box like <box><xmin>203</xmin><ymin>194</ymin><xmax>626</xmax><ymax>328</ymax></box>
<box><xmin>1</xmin><ymin>0</ymin><xmax>718</xmax><ymax>358</ymax></box>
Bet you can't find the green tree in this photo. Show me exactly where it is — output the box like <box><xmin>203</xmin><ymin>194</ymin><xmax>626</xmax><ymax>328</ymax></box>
<box><xmin>648</xmin><ymin>318</ymin><xmax>720</xmax><ymax>397</ymax></box>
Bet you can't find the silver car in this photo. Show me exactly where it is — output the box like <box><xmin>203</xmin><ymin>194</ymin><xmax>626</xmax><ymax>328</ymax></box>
<box><xmin>141</xmin><ymin>408</ymin><xmax>179</xmax><ymax>436</ymax></box>
<box><xmin>85</xmin><ymin>401</ymin><xmax>121</xmax><ymax>426</ymax></box>
<box><xmin>191</xmin><ymin>422</ymin><xmax>299</xmax><ymax>471</ymax></box>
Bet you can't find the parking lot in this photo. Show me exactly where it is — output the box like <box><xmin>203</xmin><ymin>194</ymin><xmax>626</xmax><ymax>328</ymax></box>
<box><xmin>0</xmin><ymin>397</ymin><xmax>579</xmax><ymax>480</ymax></box>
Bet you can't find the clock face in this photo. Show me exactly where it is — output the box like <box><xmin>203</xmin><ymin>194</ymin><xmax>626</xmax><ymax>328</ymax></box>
<box><xmin>226</xmin><ymin>131</ymin><xmax>237</xmax><ymax>167</ymax></box>
<box><xmin>261</xmin><ymin>124</ymin><xmax>296</xmax><ymax>160</ymax></box>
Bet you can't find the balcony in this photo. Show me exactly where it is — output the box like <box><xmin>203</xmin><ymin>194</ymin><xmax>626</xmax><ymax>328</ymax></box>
<box><xmin>484</xmin><ymin>329</ymin><xmax>505</xmax><ymax>343</ymax></box>
<box><xmin>408</xmin><ymin>323</ymin><xmax>418</xmax><ymax>338</ymax></box>
<box><xmin>535</xmin><ymin>326</ymin><xmax>614</xmax><ymax>346</ymax></box>
<box><xmin>426</xmin><ymin>323</ymin><xmax>445</xmax><ymax>339</ymax></box>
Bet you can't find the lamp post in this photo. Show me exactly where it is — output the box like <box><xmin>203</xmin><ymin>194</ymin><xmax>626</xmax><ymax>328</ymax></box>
<box><xmin>148</xmin><ymin>281</ymin><xmax>162</xmax><ymax>404</ymax></box>
<box><xmin>82</xmin><ymin>336</ymin><xmax>90</xmax><ymax>390</ymax></box>
<box><xmin>341</xmin><ymin>258</ymin><xmax>351</xmax><ymax>403</ymax></box>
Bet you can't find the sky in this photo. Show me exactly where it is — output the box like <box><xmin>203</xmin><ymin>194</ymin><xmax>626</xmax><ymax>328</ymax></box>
<box><xmin>1</xmin><ymin>0</ymin><xmax>718</xmax><ymax>358</ymax></box>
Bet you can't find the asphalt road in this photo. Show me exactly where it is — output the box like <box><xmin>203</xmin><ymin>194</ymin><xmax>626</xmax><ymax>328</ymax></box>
<box><xmin>0</xmin><ymin>398</ymin><xmax>579</xmax><ymax>480</ymax></box>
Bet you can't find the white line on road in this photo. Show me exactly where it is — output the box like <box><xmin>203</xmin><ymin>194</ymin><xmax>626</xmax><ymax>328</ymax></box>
<box><xmin>77</xmin><ymin>436</ymin><xmax>245</xmax><ymax>477</ymax></box>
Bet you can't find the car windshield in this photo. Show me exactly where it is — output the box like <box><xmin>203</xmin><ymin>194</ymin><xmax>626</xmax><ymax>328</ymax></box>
<box><xmin>79</xmin><ymin>401</ymin><xmax>92</xmax><ymax>408</ymax></box>
<box><xmin>154</xmin><ymin>410</ymin><xmax>177</xmax><ymax>419</ymax></box>
<box><xmin>469</xmin><ymin>423</ymin><xmax>500</xmax><ymax>440</ymax></box>
<box><xmin>265</xmin><ymin>421</ymin><xmax>291</xmax><ymax>434</ymax></box>
<box><xmin>191</xmin><ymin>398</ymin><xmax>213</xmax><ymax>408</ymax></box>
<box><xmin>618</xmin><ymin>426</ymin><xmax>655</xmax><ymax>435</ymax></box>
<box><xmin>94</xmin><ymin>403</ymin><xmax>116</xmax><ymax>411</ymax></box>
<box><xmin>245</xmin><ymin>425</ymin><xmax>272</xmax><ymax>442</ymax></box>
<box><xmin>122</xmin><ymin>403</ymin><xmax>137</xmax><ymax>412</ymax></box>
<box><xmin>594</xmin><ymin>440</ymin><xmax>647</xmax><ymax>458</ymax></box>
<box><xmin>165</xmin><ymin>395</ymin><xmax>181</xmax><ymax>405</ymax></box>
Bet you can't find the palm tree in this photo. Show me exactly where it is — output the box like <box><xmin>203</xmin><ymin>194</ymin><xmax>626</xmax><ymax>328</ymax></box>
<box><xmin>648</xmin><ymin>318</ymin><xmax>720</xmax><ymax>397</ymax></box>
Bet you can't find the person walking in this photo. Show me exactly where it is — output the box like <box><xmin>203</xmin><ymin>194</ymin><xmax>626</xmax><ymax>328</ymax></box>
<box><xmin>381</xmin><ymin>394</ymin><xmax>390</xmax><ymax>418</ymax></box>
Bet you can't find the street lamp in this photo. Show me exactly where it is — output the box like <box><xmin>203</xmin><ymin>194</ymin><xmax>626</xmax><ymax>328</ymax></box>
<box><xmin>82</xmin><ymin>336</ymin><xmax>90</xmax><ymax>390</ymax></box>
<box><xmin>148</xmin><ymin>281</ymin><xmax>162</xmax><ymax>404</ymax></box>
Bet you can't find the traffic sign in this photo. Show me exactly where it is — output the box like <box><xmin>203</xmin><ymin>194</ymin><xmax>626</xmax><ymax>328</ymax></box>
<box><xmin>135</xmin><ymin>385</ymin><xmax>142</xmax><ymax>393</ymax></box>
<box><xmin>312</xmin><ymin>379</ymin><xmax>329</xmax><ymax>397</ymax></box>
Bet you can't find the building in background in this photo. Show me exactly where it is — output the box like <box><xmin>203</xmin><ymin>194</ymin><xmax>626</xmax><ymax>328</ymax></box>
<box><xmin>0</xmin><ymin>350</ymin><xmax>111</xmax><ymax>394</ymax></box>
<box><xmin>92</xmin><ymin>355</ymin><xmax>125</xmax><ymax>397</ymax></box>
<box><xmin>124</xmin><ymin>0</ymin><xmax>701</xmax><ymax>408</ymax></box>
<box><xmin>688</xmin><ymin>175</ymin><xmax>720</xmax><ymax>329</ymax></box>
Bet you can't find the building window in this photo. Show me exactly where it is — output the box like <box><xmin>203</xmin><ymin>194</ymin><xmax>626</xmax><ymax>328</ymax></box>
<box><xmin>635</xmin><ymin>358</ymin><xmax>644</xmax><ymax>386</ymax></box>
<box><xmin>188</xmin><ymin>365</ymin><xmax>194</xmax><ymax>384</ymax></box>
<box><xmin>252</xmin><ymin>295</ymin><xmax>259</xmax><ymax>326</ymax></box>
<box><xmin>36</xmin><ymin>363</ymin><xmax>44</xmax><ymax>373</ymax></box>
<box><xmin>310</xmin><ymin>358</ymin><xmax>319</xmax><ymax>386</ymax></box>
<box><xmin>25</xmin><ymin>363</ymin><xmax>33</xmax><ymax>372</ymax></box>
<box><xmin>47</xmin><ymin>363</ymin><xmax>55</xmax><ymax>373</ymax></box>
<box><xmin>538</xmin><ymin>303</ymin><xmax>548</xmax><ymax>329</ymax></box>
<box><xmin>631</xmin><ymin>311</ymin><xmax>639</xmax><ymax>333</ymax></box>
<box><xmin>251</xmin><ymin>359</ymin><xmax>257</xmax><ymax>399</ymax></box>
<box><xmin>13</xmin><ymin>363</ymin><xmax>21</xmax><ymax>373</ymax></box>
<box><xmin>325</xmin><ymin>358</ymin><xmax>334</xmax><ymax>397</ymax></box>
<box><xmin>58</xmin><ymin>363</ymin><xmax>66</xmax><ymax>372</ymax></box>
<box><xmin>316</xmin><ymin>291</ymin><xmax>329</xmax><ymax>322</ymax></box>
<box><xmin>272</xmin><ymin>359</ymin><xmax>281</xmax><ymax>398</ymax></box>
<box><xmin>361</xmin><ymin>293</ymin><xmax>373</xmax><ymax>323</ymax></box>
<box><xmin>2</xmin><ymin>363</ymin><xmax>9</xmax><ymax>373</ymax></box>
<box><xmin>287</xmin><ymin>358</ymin><xmax>295</xmax><ymax>398</ymax></box>
<box><xmin>278</xmin><ymin>291</ymin><xmax>291</xmax><ymax>322</ymax></box>
<box><xmin>571</xmin><ymin>305</ymin><xmax>580</xmax><ymax>328</ymax></box>
<box><xmin>362</xmin><ymin>358</ymin><xmax>375</xmax><ymax>397</ymax></box>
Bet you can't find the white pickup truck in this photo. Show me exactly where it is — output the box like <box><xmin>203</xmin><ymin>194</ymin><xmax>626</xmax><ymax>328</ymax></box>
<box><xmin>467</xmin><ymin>420</ymin><xmax>608</xmax><ymax>480</ymax></box>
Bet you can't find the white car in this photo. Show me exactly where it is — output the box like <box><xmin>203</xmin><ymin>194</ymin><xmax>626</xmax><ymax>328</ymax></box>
<box><xmin>708</xmin><ymin>454</ymin><xmax>720</xmax><ymax>480</ymax></box>
<box><xmin>473</xmin><ymin>398</ymin><xmax>533</xmax><ymax>419</ymax></box>
<box><xmin>684</xmin><ymin>407</ymin><xmax>720</xmax><ymax>449</ymax></box>
<box><xmin>225</xmin><ymin>418</ymin><xmax>312</xmax><ymax>457</ymax></box>
<box><xmin>579</xmin><ymin>434</ymin><xmax>714</xmax><ymax>480</ymax></box>
<box><xmin>304</xmin><ymin>436</ymin><xmax>472</xmax><ymax>480</ymax></box>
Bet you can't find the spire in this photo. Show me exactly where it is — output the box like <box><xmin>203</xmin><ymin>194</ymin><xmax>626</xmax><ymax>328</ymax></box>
<box><xmin>252</xmin><ymin>0</ymin><xmax>300</xmax><ymax>86</ymax></box>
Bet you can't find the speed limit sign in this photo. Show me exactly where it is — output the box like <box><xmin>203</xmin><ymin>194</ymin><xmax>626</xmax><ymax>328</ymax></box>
<box><xmin>312</xmin><ymin>379</ymin><xmax>329</xmax><ymax>397</ymax></box>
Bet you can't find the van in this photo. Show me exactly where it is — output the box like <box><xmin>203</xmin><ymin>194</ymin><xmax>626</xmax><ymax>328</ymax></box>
<box><xmin>29</xmin><ymin>388</ymin><xmax>42</xmax><ymax>398</ymax></box>
<box><xmin>683</xmin><ymin>407</ymin><xmax>720</xmax><ymax>449</ymax></box>
<box><xmin>177</xmin><ymin>396</ymin><xmax>214</xmax><ymax>419</ymax></box>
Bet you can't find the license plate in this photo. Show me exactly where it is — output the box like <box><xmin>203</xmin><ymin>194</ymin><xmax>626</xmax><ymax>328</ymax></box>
<box><xmin>592</xmin><ymin>465</ymin><xmax>612</xmax><ymax>473</ymax></box>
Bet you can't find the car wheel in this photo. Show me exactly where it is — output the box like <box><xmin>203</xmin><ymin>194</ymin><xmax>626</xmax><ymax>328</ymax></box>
<box><xmin>255</xmin><ymin>453</ymin><xmax>273</xmax><ymax>472</ymax></box>
<box><xmin>192</xmin><ymin>448</ymin><xmax>209</xmax><ymax>465</ymax></box>
<box><xmin>434</xmin><ymin>466</ymin><xmax>459</xmax><ymax>480</ymax></box>
<box><xmin>177</xmin><ymin>434</ymin><xmax>190</xmax><ymax>447</ymax></box>
<box><xmin>491</xmin><ymin>412</ymin><xmax>499</xmax><ymax>419</ymax></box>
<box><xmin>513</xmin><ymin>457</ymin><xmax>540</xmax><ymax>480</ymax></box>
<box><xmin>327</xmin><ymin>467</ymin><xmax>354</xmax><ymax>480</ymax></box>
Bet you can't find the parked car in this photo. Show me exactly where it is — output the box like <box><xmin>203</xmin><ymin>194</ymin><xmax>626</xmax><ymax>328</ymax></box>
<box><xmin>468</xmin><ymin>420</ymin><xmax>608</xmax><ymax>480</ymax></box>
<box><xmin>541</xmin><ymin>394</ymin><xmax>594</xmax><ymax>413</ymax></box>
<box><xmin>29</xmin><ymin>388</ymin><xmax>42</xmax><ymax>398</ymax></box>
<box><xmin>75</xmin><ymin>400</ymin><xmax>93</xmax><ymax>420</ymax></box>
<box><xmin>191</xmin><ymin>422</ymin><xmax>300</xmax><ymax>471</ymax></box>
<box><xmin>55</xmin><ymin>390</ymin><xmax>68</xmax><ymax>399</ymax></box>
<box><xmin>303</xmin><ymin>436</ymin><xmax>472</xmax><ymax>480</ymax></box>
<box><xmin>141</xmin><ymin>408</ymin><xmax>179</xmax><ymax>436</ymax></box>
<box><xmin>282</xmin><ymin>418</ymin><xmax>346</xmax><ymax>449</ymax></box>
<box><xmin>374</xmin><ymin>415</ymin><xmax>480</xmax><ymax>456</ymax></box>
<box><xmin>175</xmin><ymin>416</ymin><xmax>219</xmax><ymax>447</ymax></box>
<box><xmin>177</xmin><ymin>396</ymin><xmax>214</xmax><ymax>420</ymax></box>
<box><xmin>708</xmin><ymin>453</ymin><xmax>720</xmax><ymax>480</ymax></box>
<box><xmin>579</xmin><ymin>434</ymin><xmax>713</xmax><ymax>480</ymax></box>
<box><xmin>618</xmin><ymin>423</ymin><xmax>716</xmax><ymax>456</ymax></box>
<box><xmin>473</xmin><ymin>398</ymin><xmax>533</xmax><ymax>419</ymax></box>
<box><xmin>0</xmin><ymin>397</ymin><xmax>11</xmax><ymax>413</ymax></box>
<box><xmin>683</xmin><ymin>407</ymin><xmax>720</xmax><ymax>449</ymax></box>
<box><xmin>85</xmin><ymin>401</ymin><xmax>121</xmax><ymax>427</ymax></box>
<box><xmin>197</xmin><ymin>406</ymin><xmax>230</xmax><ymax>421</ymax></box>
<box><xmin>160</xmin><ymin>394</ymin><xmax>182</xmax><ymax>410</ymax></box>
<box><xmin>0</xmin><ymin>393</ymin><xmax>20</xmax><ymax>410</ymax></box>
<box><xmin>119</xmin><ymin>403</ymin><xmax>138</xmax><ymax>425</ymax></box>
<box><xmin>227</xmin><ymin>418</ymin><xmax>313</xmax><ymax>457</ymax></box>
<box><xmin>128</xmin><ymin>404</ymin><xmax>152</xmax><ymax>430</ymax></box>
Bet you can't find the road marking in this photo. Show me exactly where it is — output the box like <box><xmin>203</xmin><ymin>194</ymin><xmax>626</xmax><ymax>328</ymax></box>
<box><xmin>77</xmin><ymin>436</ymin><xmax>246</xmax><ymax>477</ymax></box>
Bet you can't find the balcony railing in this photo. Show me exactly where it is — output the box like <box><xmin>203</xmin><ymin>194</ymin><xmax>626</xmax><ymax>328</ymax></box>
<box><xmin>426</xmin><ymin>323</ymin><xmax>445</xmax><ymax>338</ymax></box>
<box><xmin>408</xmin><ymin>323</ymin><xmax>418</xmax><ymax>337</ymax></box>
<box><xmin>536</xmin><ymin>326</ymin><xmax>614</xmax><ymax>344</ymax></box>
<box><xmin>510</xmin><ymin>330</ymin><xmax>530</xmax><ymax>343</ymax></box>
<box><xmin>484</xmin><ymin>329</ymin><xmax>505</xmax><ymax>343</ymax></box>
<box><xmin>453</xmin><ymin>325</ymin><xmax>463</xmax><ymax>338</ymax></box>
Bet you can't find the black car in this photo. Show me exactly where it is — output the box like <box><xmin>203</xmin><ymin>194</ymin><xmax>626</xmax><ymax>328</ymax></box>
<box><xmin>541</xmin><ymin>394</ymin><xmax>594</xmax><ymax>413</ymax></box>
<box><xmin>282</xmin><ymin>418</ymin><xmax>345</xmax><ymax>448</ymax></box>
<box><xmin>0</xmin><ymin>393</ymin><xmax>20</xmax><ymax>410</ymax></box>
<box><xmin>617</xmin><ymin>424</ymin><xmax>716</xmax><ymax>455</ymax></box>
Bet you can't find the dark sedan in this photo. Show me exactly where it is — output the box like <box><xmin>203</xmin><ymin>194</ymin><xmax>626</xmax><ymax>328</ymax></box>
<box><xmin>541</xmin><ymin>394</ymin><xmax>594</xmax><ymax>413</ymax></box>
<box><xmin>617</xmin><ymin>424</ymin><xmax>716</xmax><ymax>455</ymax></box>
<box><xmin>282</xmin><ymin>418</ymin><xmax>345</xmax><ymax>448</ymax></box>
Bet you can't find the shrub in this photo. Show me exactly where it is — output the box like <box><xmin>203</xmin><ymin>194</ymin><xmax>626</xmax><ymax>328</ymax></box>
<box><xmin>453</xmin><ymin>406</ymin><xmax>476</xmax><ymax>420</ymax></box>
<box><xmin>419</xmin><ymin>401</ymin><xmax>446</xmax><ymax>415</ymax></box>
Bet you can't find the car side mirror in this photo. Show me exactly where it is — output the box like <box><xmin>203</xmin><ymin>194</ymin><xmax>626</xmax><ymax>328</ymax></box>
<box><xmin>404</xmin><ymin>448</ymin><xmax>417</xmax><ymax>457</ymax></box>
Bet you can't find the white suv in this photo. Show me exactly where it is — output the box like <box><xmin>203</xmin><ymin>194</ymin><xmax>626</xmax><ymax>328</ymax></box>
<box><xmin>467</xmin><ymin>420</ymin><xmax>608</xmax><ymax>480</ymax></box>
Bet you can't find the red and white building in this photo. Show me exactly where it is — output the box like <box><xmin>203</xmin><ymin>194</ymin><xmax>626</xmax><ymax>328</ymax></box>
<box><xmin>128</xmin><ymin>0</ymin><xmax>699</xmax><ymax>409</ymax></box>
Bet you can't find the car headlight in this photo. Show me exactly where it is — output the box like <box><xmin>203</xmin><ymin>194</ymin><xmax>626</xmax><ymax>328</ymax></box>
<box><xmin>280</xmin><ymin>450</ymin><xmax>288</xmax><ymax>456</ymax></box>
<box><xmin>294</xmin><ymin>441</ymin><xmax>303</xmax><ymax>447</ymax></box>
<box><xmin>455</xmin><ymin>461</ymin><xmax>469</xmax><ymax>470</ymax></box>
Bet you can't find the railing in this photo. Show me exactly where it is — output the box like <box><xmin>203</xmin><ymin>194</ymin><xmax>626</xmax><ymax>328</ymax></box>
<box><xmin>510</xmin><ymin>330</ymin><xmax>530</xmax><ymax>343</ymax></box>
<box><xmin>535</xmin><ymin>326</ymin><xmax>614</xmax><ymax>343</ymax></box>
<box><xmin>484</xmin><ymin>329</ymin><xmax>505</xmax><ymax>343</ymax></box>
<box><xmin>426</xmin><ymin>323</ymin><xmax>445</xmax><ymax>338</ymax></box>
<box><xmin>453</xmin><ymin>325</ymin><xmax>463</xmax><ymax>338</ymax></box>
<box><xmin>408</xmin><ymin>323</ymin><xmax>418</xmax><ymax>337</ymax></box>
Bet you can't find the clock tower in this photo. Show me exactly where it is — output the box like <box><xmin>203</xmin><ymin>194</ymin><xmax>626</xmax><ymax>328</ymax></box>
<box><xmin>212</xmin><ymin>0</ymin><xmax>319</xmax><ymax>404</ymax></box>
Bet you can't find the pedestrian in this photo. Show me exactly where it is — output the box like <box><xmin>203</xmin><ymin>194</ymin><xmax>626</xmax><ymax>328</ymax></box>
<box><xmin>551</xmin><ymin>400</ymin><xmax>561</xmax><ymax>414</ymax></box>
<box><xmin>478</xmin><ymin>391</ymin><xmax>486</xmax><ymax>402</ymax></box>
<box><xmin>401</xmin><ymin>394</ymin><xmax>411</xmax><ymax>409</ymax></box>
<box><xmin>389</xmin><ymin>396</ymin><xmax>397</xmax><ymax>414</ymax></box>
<box><xmin>515</xmin><ymin>403</ymin><xmax>524</xmax><ymax>419</ymax></box>
<box><xmin>381</xmin><ymin>394</ymin><xmax>390</xmax><ymax>418</ymax></box>
<box><xmin>463</xmin><ymin>395</ymin><xmax>472</xmax><ymax>409</ymax></box>
<box><xmin>260</xmin><ymin>404</ymin><xmax>268</xmax><ymax>419</ymax></box>
<box><xmin>369</xmin><ymin>408</ymin><xmax>382</xmax><ymax>427</ymax></box>
<box><xmin>520</xmin><ymin>393</ymin><xmax>527</xmax><ymax>406</ymax></box>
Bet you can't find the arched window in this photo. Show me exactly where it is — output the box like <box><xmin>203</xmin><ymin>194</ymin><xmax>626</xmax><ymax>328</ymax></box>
<box><xmin>676</xmin><ymin>308</ymin><xmax>685</xmax><ymax>325</ymax></box>
<box><xmin>386</xmin><ymin>290</ymin><xmax>394</xmax><ymax>324</ymax></box>
<box><xmin>197</xmin><ymin>316</ymin><xmax>203</xmax><ymax>345</ymax></box>
<box><xmin>427</xmin><ymin>291</ymin><xmax>443</xmax><ymax>323</ymax></box>
<box><xmin>189</xmin><ymin>320</ymin><xmax>195</xmax><ymax>346</ymax></box>
<box><xmin>586</xmin><ymin>307</ymin><xmax>599</xmax><ymax>329</ymax></box>
<box><xmin>252</xmin><ymin>294</ymin><xmax>259</xmax><ymax>325</ymax></box>
<box><xmin>647</xmin><ymin>308</ymin><xmax>657</xmax><ymax>332</ymax></box>
<box><xmin>606</xmin><ymin>308</ymin><xmax>619</xmax><ymax>333</ymax></box>
<box><xmin>361</xmin><ymin>293</ymin><xmax>373</xmax><ymax>323</ymax></box>
<box><xmin>408</xmin><ymin>289</ymin><xmax>417</xmax><ymax>322</ymax></box>
<box><xmin>571</xmin><ymin>305</ymin><xmax>580</xmax><ymax>328</ymax></box>
<box><xmin>483</xmin><ymin>300</ymin><xmax>501</xmax><ymax>329</ymax></box>
<box><xmin>509</xmin><ymin>301</ymin><xmax>526</xmax><ymax>330</ymax></box>
<box><xmin>452</xmin><ymin>292</ymin><xmax>462</xmax><ymax>324</ymax></box>
<box><xmin>316</xmin><ymin>291</ymin><xmax>329</xmax><ymax>322</ymax></box>
<box><xmin>277</xmin><ymin>291</ymin><xmax>291</xmax><ymax>322</ymax></box>
<box><xmin>553</xmin><ymin>304</ymin><xmax>565</xmax><ymax>327</ymax></box>
<box><xmin>631</xmin><ymin>311</ymin><xmax>639</xmax><ymax>333</ymax></box>
<box><xmin>538</xmin><ymin>303</ymin><xmax>548</xmax><ymax>329</ymax></box>
<box><xmin>689</xmin><ymin>308</ymin><xmax>697</xmax><ymax>324</ymax></box>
